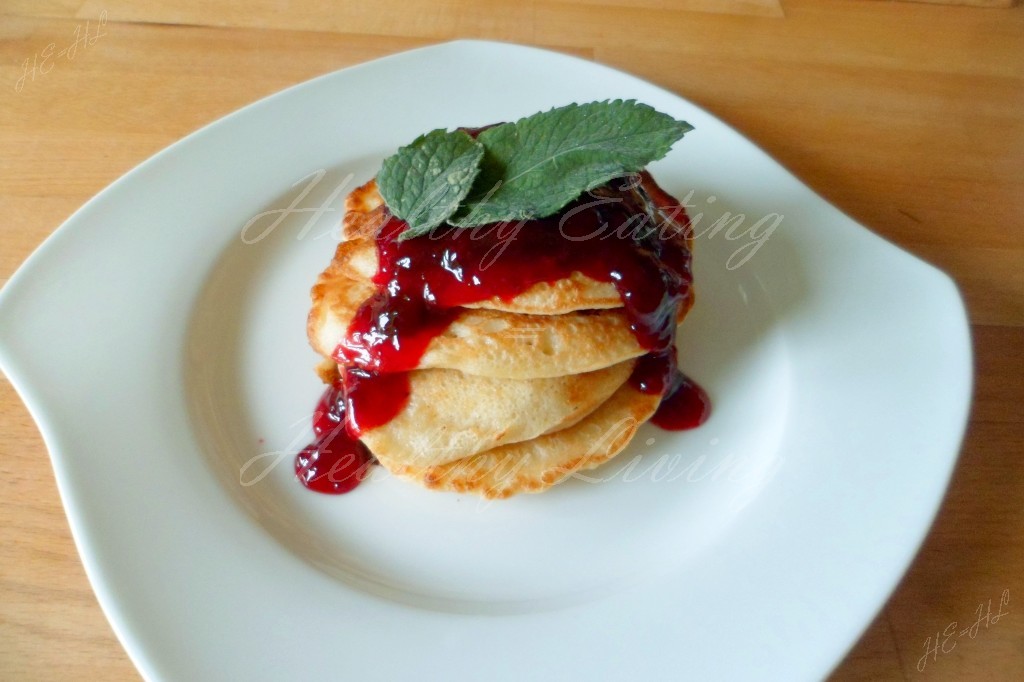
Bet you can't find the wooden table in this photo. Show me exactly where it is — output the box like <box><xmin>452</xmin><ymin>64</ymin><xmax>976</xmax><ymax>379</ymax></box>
<box><xmin>1</xmin><ymin>1</ymin><xmax>1021</xmax><ymax>679</ymax></box>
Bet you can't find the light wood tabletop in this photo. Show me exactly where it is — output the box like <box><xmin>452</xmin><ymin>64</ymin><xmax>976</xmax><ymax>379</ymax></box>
<box><xmin>1</xmin><ymin>1</ymin><xmax>1022</xmax><ymax>680</ymax></box>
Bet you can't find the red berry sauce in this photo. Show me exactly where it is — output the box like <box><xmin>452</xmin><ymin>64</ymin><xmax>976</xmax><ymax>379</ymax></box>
<box><xmin>294</xmin><ymin>382</ymin><xmax>376</xmax><ymax>494</ymax></box>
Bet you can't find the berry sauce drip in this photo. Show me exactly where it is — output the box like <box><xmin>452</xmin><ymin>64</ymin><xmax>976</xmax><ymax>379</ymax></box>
<box><xmin>652</xmin><ymin>375</ymin><xmax>711</xmax><ymax>430</ymax></box>
<box><xmin>632</xmin><ymin>351</ymin><xmax>712</xmax><ymax>430</ymax></box>
<box><xmin>294</xmin><ymin>382</ymin><xmax>376</xmax><ymax>494</ymax></box>
<box><xmin>299</xmin><ymin>172</ymin><xmax>710</xmax><ymax>494</ymax></box>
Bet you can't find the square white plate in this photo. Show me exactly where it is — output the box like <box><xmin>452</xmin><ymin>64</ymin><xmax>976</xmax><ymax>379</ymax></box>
<box><xmin>0</xmin><ymin>40</ymin><xmax>971</xmax><ymax>681</ymax></box>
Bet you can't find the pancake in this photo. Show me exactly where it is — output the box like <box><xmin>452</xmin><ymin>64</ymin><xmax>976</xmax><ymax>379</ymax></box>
<box><xmin>374</xmin><ymin>383</ymin><xmax>660</xmax><ymax>499</ymax></box>
<box><xmin>308</xmin><ymin>266</ymin><xmax>649</xmax><ymax>379</ymax></box>
<box><xmin>302</xmin><ymin>170</ymin><xmax>697</xmax><ymax>499</ymax></box>
<box><xmin>358</xmin><ymin>360</ymin><xmax>635</xmax><ymax>467</ymax></box>
<box><xmin>342</xmin><ymin>176</ymin><xmax>384</xmax><ymax>220</ymax></box>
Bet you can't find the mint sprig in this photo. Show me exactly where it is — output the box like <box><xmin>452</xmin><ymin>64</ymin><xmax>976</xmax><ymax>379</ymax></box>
<box><xmin>376</xmin><ymin>129</ymin><xmax>484</xmax><ymax>240</ymax></box>
<box><xmin>453</xmin><ymin>101</ymin><xmax>692</xmax><ymax>226</ymax></box>
<box><xmin>377</xmin><ymin>100</ymin><xmax>692</xmax><ymax>237</ymax></box>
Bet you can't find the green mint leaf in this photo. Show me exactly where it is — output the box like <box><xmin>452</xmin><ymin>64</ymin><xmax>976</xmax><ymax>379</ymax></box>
<box><xmin>377</xmin><ymin>128</ymin><xmax>484</xmax><ymax>239</ymax></box>
<box><xmin>451</xmin><ymin>100</ymin><xmax>692</xmax><ymax>227</ymax></box>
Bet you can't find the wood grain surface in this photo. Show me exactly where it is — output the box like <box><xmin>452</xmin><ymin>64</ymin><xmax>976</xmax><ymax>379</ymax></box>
<box><xmin>1</xmin><ymin>1</ymin><xmax>1022</xmax><ymax>680</ymax></box>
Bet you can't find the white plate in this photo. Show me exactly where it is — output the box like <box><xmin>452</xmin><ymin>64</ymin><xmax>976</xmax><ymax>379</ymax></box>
<box><xmin>0</xmin><ymin>41</ymin><xmax>971</xmax><ymax>681</ymax></box>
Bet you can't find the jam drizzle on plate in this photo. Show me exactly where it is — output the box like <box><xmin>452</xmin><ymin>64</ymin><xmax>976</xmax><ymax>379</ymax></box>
<box><xmin>294</xmin><ymin>382</ymin><xmax>376</xmax><ymax>494</ymax></box>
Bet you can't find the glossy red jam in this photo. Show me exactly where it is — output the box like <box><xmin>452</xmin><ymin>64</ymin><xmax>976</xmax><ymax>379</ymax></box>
<box><xmin>295</xmin><ymin>382</ymin><xmax>376</xmax><ymax>494</ymax></box>
<box><xmin>334</xmin><ymin>174</ymin><xmax>692</xmax><ymax>373</ymax></box>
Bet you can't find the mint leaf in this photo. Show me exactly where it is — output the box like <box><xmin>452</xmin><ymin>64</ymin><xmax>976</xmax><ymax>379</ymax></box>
<box><xmin>452</xmin><ymin>100</ymin><xmax>692</xmax><ymax>227</ymax></box>
<box><xmin>377</xmin><ymin>129</ymin><xmax>484</xmax><ymax>239</ymax></box>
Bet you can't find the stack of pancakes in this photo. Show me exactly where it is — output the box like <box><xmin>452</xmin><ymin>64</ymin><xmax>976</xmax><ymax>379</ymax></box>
<box><xmin>307</xmin><ymin>179</ymin><xmax>691</xmax><ymax>498</ymax></box>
